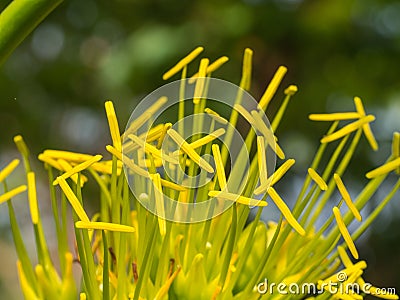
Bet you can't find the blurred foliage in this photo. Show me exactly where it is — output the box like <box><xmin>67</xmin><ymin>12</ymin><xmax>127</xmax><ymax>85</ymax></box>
<box><xmin>0</xmin><ymin>0</ymin><xmax>399</xmax><ymax>298</ymax></box>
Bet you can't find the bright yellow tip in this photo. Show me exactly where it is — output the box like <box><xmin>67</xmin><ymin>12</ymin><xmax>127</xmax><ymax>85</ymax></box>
<box><xmin>333</xmin><ymin>173</ymin><xmax>362</xmax><ymax>221</ymax></box>
<box><xmin>212</xmin><ymin>144</ymin><xmax>227</xmax><ymax>190</ymax></box>
<box><xmin>332</xmin><ymin>206</ymin><xmax>359</xmax><ymax>259</ymax></box>
<box><xmin>163</xmin><ymin>46</ymin><xmax>204</xmax><ymax>80</ymax></box>
<box><xmin>27</xmin><ymin>172</ymin><xmax>39</xmax><ymax>225</ymax></box>
<box><xmin>38</xmin><ymin>154</ymin><xmax>63</xmax><ymax>170</ymax></box>
<box><xmin>189</xmin><ymin>56</ymin><xmax>229</xmax><ymax>83</ymax></box>
<box><xmin>42</xmin><ymin>150</ymin><xmax>94</xmax><ymax>163</ymax></box>
<box><xmin>208</xmin><ymin>191</ymin><xmax>268</xmax><ymax>207</ymax></box>
<box><xmin>152</xmin><ymin>173</ymin><xmax>166</xmax><ymax>236</ymax></box>
<box><xmin>271</xmin><ymin>159</ymin><xmax>296</xmax><ymax>186</ymax></box>
<box><xmin>189</xmin><ymin>128</ymin><xmax>226</xmax><ymax>151</ymax></box>
<box><xmin>257</xmin><ymin>136</ymin><xmax>269</xmax><ymax>187</ymax></box>
<box><xmin>366</xmin><ymin>157</ymin><xmax>400</xmax><ymax>179</ymax></box>
<box><xmin>309</xmin><ymin>112</ymin><xmax>361</xmax><ymax>121</ymax></box>
<box><xmin>0</xmin><ymin>159</ymin><xmax>20</xmax><ymax>183</ymax></box>
<box><xmin>167</xmin><ymin>128</ymin><xmax>214</xmax><ymax>173</ymax></box>
<box><xmin>337</xmin><ymin>245</ymin><xmax>353</xmax><ymax>268</ymax></box>
<box><xmin>193</xmin><ymin>58</ymin><xmax>209</xmax><ymax>105</ymax></box>
<box><xmin>75</xmin><ymin>221</ymin><xmax>135</xmax><ymax>233</ymax></box>
<box><xmin>284</xmin><ymin>85</ymin><xmax>298</xmax><ymax>96</ymax></box>
<box><xmin>320</xmin><ymin>115</ymin><xmax>375</xmax><ymax>144</ymax></box>
<box><xmin>57</xmin><ymin>159</ymin><xmax>88</xmax><ymax>187</ymax></box>
<box><xmin>53</xmin><ymin>155</ymin><xmax>102</xmax><ymax>185</ymax></box>
<box><xmin>57</xmin><ymin>176</ymin><xmax>90</xmax><ymax>223</ymax></box>
<box><xmin>258</xmin><ymin>66</ymin><xmax>287</xmax><ymax>111</ymax></box>
<box><xmin>234</xmin><ymin>104</ymin><xmax>256</xmax><ymax>125</ymax></box>
<box><xmin>0</xmin><ymin>185</ymin><xmax>27</xmax><ymax>205</ymax></box>
<box><xmin>204</xmin><ymin>108</ymin><xmax>228</xmax><ymax>124</ymax></box>
<box><xmin>79</xmin><ymin>292</ymin><xmax>87</xmax><ymax>300</ymax></box>
<box><xmin>354</xmin><ymin>96</ymin><xmax>379</xmax><ymax>151</ymax></box>
<box><xmin>307</xmin><ymin>168</ymin><xmax>328</xmax><ymax>190</ymax></box>
<box><xmin>239</xmin><ymin>48</ymin><xmax>253</xmax><ymax>91</ymax></box>
<box><xmin>105</xmin><ymin>101</ymin><xmax>122</xmax><ymax>152</ymax></box>
<box><xmin>267</xmin><ymin>187</ymin><xmax>305</xmax><ymax>236</ymax></box>
<box><xmin>13</xmin><ymin>135</ymin><xmax>29</xmax><ymax>158</ymax></box>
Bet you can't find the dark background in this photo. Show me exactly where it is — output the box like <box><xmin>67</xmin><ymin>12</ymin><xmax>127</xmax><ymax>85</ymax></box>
<box><xmin>0</xmin><ymin>0</ymin><xmax>399</xmax><ymax>298</ymax></box>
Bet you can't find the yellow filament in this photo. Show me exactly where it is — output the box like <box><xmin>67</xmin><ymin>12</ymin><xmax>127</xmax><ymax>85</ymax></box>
<box><xmin>257</xmin><ymin>136</ymin><xmax>269</xmax><ymax>186</ymax></box>
<box><xmin>27</xmin><ymin>172</ymin><xmax>39</xmax><ymax>225</ymax></box>
<box><xmin>152</xmin><ymin>173</ymin><xmax>166</xmax><ymax>236</ymax></box>
<box><xmin>43</xmin><ymin>150</ymin><xmax>94</xmax><ymax>163</ymax></box>
<box><xmin>163</xmin><ymin>46</ymin><xmax>204</xmax><ymax>80</ymax></box>
<box><xmin>105</xmin><ymin>101</ymin><xmax>122</xmax><ymax>152</ymax></box>
<box><xmin>167</xmin><ymin>129</ymin><xmax>214</xmax><ymax>173</ymax></box>
<box><xmin>321</xmin><ymin>115</ymin><xmax>375</xmax><ymax>144</ymax></box>
<box><xmin>53</xmin><ymin>155</ymin><xmax>102</xmax><ymax>185</ymax></box>
<box><xmin>57</xmin><ymin>176</ymin><xmax>90</xmax><ymax>222</ymax></box>
<box><xmin>204</xmin><ymin>108</ymin><xmax>228</xmax><ymax>124</ymax></box>
<box><xmin>75</xmin><ymin>221</ymin><xmax>135</xmax><ymax>233</ymax></box>
<box><xmin>239</xmin><ymin>48</ymin><xmax>253</xmax><ymax>91</ymax></box>
<box><xmin>0</xmin><ymin>159</ymin><xmax>19</xmax><ymax>183</ymax></box>
<box><xmin>212</xmin><ymin>144</ymin><xmax>227</xmax><ymax>190</ymax></box>
<box><xmin>366</xmin><ymin>157</ymin><xmax>400</xmax><ymax>179</ymax></box>
<box><xmin>354</xmin><ymin>96</ymin><xmax>378</xmax><ymax>151</ymax></box>
<box><xmin>193</xmin><ymin>58</ymin><xmax>209</xmax><ymax>104</ymax></box>
<box><xmin>258</xmin><ymin>66</ymin><xmax>287</xmax><ymax>111</ymax></box>
<box><xmin>189</xmin><ymin>56</ymin><xmax>229</xmax><ymax>83</ymax></box>
<box><xmin>309</xmin><ymin>112</ymin><xmax>361</xmax><ymax>121</ymax></box>
<box><xmin>332</xmin><ymin>206</ymin><xmax>359</xmax><ymax>259</ymax></box>
<box><xmin>308</xmin><ymin>168</ymin><xmax>328</xmax><ymax>190</ymax></box>
<box><xmin>208</xmin><ymin>190</ymin><xmax>267</xmax><ymax>207</ymax></box>
<box><xmin>334</xmin><ymin>173</ymin><xmax>362</xmax><ymax>221</ymax></box>
<box><xmin>0</xmin><ymin>185</ymin><xmax>27</xmax><ymax>204</ymax></box>
<box><xmin>13</xmin><ymin>135</ymin><xmax>29</xmax><ymax>158</ymax></box>
<box><xmin>267</xmin><ymin>187</ymin><xmax>305</xmax><ymax>236</ymax></box>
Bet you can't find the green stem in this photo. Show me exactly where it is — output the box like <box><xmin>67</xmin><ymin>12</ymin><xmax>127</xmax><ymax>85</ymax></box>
<box><xmin>0</xmin><ymin>0</ymin><xmax>63</xmax><ymax>66</ymax></box>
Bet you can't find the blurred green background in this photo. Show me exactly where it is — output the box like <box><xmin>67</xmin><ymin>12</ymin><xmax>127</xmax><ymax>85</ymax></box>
<box><xmin>0</xmin><ymin>0</ymin><xmax>399</xmax><ymax>298</ymax></box>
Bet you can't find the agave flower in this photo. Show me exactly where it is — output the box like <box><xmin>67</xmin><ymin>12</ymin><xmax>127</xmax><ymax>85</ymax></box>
<box><xmin>0</xmin><ymin>47</ymin><xmax>399</xmax><ymax>300</ymax></box>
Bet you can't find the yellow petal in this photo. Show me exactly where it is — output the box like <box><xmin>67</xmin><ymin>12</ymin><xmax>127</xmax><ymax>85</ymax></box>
<box><xmin>332</xmin><ymin>206</ymin><xmax>359</xmax><ymax>259</ymax></box>
<box><xmin>163</xmin><ymin>46</ymin><xmax>204</xmax><ymax>80</ymax></box>
<box><xmin>308</xmin><ymin>168</ymin><xmax>328</xmax><ymax>190</ymax></box>
<box><xmin>334</xmin><ymin>173</ymin><xmax>362</xmax><ymax>221</ymax></box>
<box><xmin>267</xmin><ymin>187</ymin><xmax>305</xmax><ymax>236</ymax></box>
<box><xmin>0</xmin><ymin>159</ymin><xmax>19</xmax><ymax>183</ymax></box>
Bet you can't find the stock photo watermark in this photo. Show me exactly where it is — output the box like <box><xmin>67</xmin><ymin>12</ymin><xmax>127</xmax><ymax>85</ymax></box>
<box><xmin>256</xmin><ymin>271</ymin><xmax>397</xmax><ymax>297</ymax></box>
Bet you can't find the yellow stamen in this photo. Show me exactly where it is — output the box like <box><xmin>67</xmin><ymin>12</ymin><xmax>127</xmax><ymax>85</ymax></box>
<box><xmin>27</xmin><ymin>172</ymin><xmax>39</xmax><ymax>225</ymax></box>
<box><xmin>204</xmin><ymin>108</ymin><xmax>228</xmax><ymax>124</ymax></box>
<box><xmin>251</xmin><ymin>110</ymin><xmax>285</xmax><ymax>159</ymax></box>
<box><xmin>90</xmin><ymin>161</ymin><xmax>122</xmax><ymax>176</ymax></box>
<box><xmin>308</xmin><ymin>168</ymin><xmax>328</xmax><ymax>190</ymax></box>
<box><xmin>43</xmin><ymin>150</ymin><xmax>94</xmax><ymax>163</ymax></box>
<box><xmin>38</xmin><ymin>154</ymin><xmax>63</xmax><ymax>170</ymax></box>
<box><xmin>75</xmin><ymin>221</ymin><xmax>135</xmax><ymax>233</ymax></box>
<box><xmin>0</xmin><ymin>185</ymin><xmax>27</xmax><ymax>204</ymax></box>
<box><xmin>267</xmin><ymin>187</ymin><xmax>305</xmax><ymax>236</ymax></box>
<box><xmin>309</xmin><ymin>112</ymin><xmax>361</xmax><ymax>121</ymax></box>
<box><xmin>149</xmin><ymin>174</ymin><xmax>187</xmax><ymax>192</ymax></box>
<box><xmin>189</xmin><ymin>56</ymin><xmax>229</xmax><ymax>83</ymax></box>
<box><xmin>234</xmin><ymin>104</ymin><xmax>256</xmax><ymax>125</ymax></box>
<box><xmin>105</xmin><ymin>101</ymin><xmax>122</xmax><ymax>152</ymax></box>
<box><xmin>257</xmin><ymin>136</ymin><xmax>269</xmax><ymax>186</ymax></box>
<box><xmin>334</xmin><ymin>173</ymin><xmax>362</xmax><ymax>221</ymax></box>
<box><xmin>212</xmin><ymin>144</ymin><xmax>227</xmax><ymax>190</ymax></box>
<box><xmin>13</xmin><ymin>135</ymin><xmax>29</xmax><ymax>158</ymax></box>
<box><xmin>337</xmin><ymin>245</ymin><xmax>353</xmax><ymax>268</ymax></box>
<box><xmin>321</xmin><ymin>115</ymin><xmax>375</xmax><ymax>144</ymax></box>
<box><xmin>16</xmin><ymin>261</ymin><xmax>39</xmax><ymax>300</ymax></box>
<box><xmin>193</xmin><ymin>58</ymin><xmax>209</xmax><ymax>104</ymax></box>
<box><xmin>0</xmin><ymin>159</ymin><xmax>19</xmax><ymax>183</ymax></box>
<box><xmin>157</xmin><ymin>123</ymin><xmax>172</xmax><ymax>149</ymax></box>
<box><xmin>173</xmin><ymin>128</ymin><xmax>226</xmax><ymax>156</ymax></box>
<box><xmin>121</xmin><ymin>112</ymin><xmax>152</xmax><ymax>140</ymax></box>
<box><xmin>147</xmin><ymin>96</ymin><xmax>168</xmax><ymax>115</ymax></box>
<box><xmin>163</xmin><ymin>46</ymin><xmax>204</xmax><ymax>80</ymax></box>
<box><xmin>121</xmin><ymin>155</ymin><xmax>149</xmax><ymax>178</ymax></box>
<box><xmin>366</xmin><ymin>157</ymin><xmax>400</xmax><ymax>179</ymax></box>
<box><xmin>208</xmin><ymin>190</ymin><xmax>267</xmax><ymax>207</ymax></box>
<box><xmin>80</xmin><ymin>293</ymin><xmax>87</xmax><ymax>300</ymax></box>
<box><xmin>179</xmin><ymin>189</ymin><xmax>188</xmax><ymax>202</ymax></box>
<box><xmin>152</xmin><ymin>173</ymin><xmax>166</xmax><ymax>236</ymax></box>
<box><xmin>393</xmin><ymin>132</ymin><xmax>400</xmax><ymax>174</ymax></box>
<box><xmin>332</xmin><ymin>206</ymin><xmax>359</xmax><ymax>259</ymax></box>
<box><xmin>53</xmin><ymin>155</ymin><xmax>102</xmax><ymax>185</ymax></box>
<box><xmin>258</xmin><ymin>66</ymin><xmax>287</xmax><ymax>111</ymax></box>
<box><xmin>284</xmin><ymin>85</ymin><xmax>298</xmax><ymax>96</ymax></box>
<box><xmin>128</xmin><ymin>134</ymin><xmax>179</xmax><ymax>164</ymax></box>
<box><xmin>271</xmin><ymin>159</ymin><xmax>296</xmax><ymax>186</ymax></box>
<box><xmin>239</xmin><ymin>48</ymin><xmax>253</xmax><ymax>91</ymax></box>
<box><xmin>167</xmin><ymin>129</ymin><xmax>214</xmax><ymax>173</ymax></box>
<box><xmin>57</xmin><ymin>159</ymin><xmax>88</xmax><ymax>186</ymax></box>
<box><xmin>354</xmin><ymin>96</ymin><xmax>378</xmax><ymax>151</ymax></box>
<box><xmin>139</xmin><ymin>158</ymin><xmax>163</xmax><ymax>168</ymax></box>
<box><xmin>57</xmin><ymin>176</ymin><xmax>90</xmax><ymax>222</ymax></box>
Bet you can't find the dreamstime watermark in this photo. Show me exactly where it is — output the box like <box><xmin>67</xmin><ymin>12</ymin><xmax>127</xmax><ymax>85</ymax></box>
<box><xmin>256</xmin><ymin>272</ymin><xmax>397</xmax><ymax>297</ymax></box>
